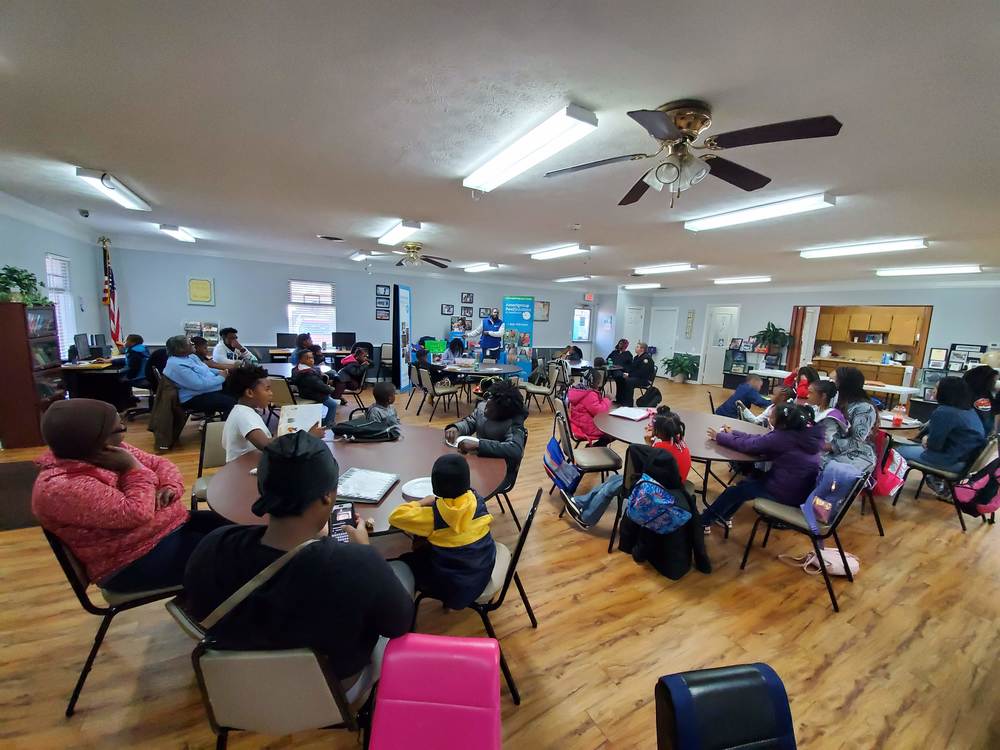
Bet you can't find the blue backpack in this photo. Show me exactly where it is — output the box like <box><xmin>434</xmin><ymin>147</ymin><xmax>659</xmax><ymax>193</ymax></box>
<box><xmin>626</xmin><ymin>473</ymin><xmax>691</xmax><ymax>534</ymax></box>
<box><xmin>801</xmin><ymin>462</ymin><xmax>862</xmax><ymax>533</ymax></box>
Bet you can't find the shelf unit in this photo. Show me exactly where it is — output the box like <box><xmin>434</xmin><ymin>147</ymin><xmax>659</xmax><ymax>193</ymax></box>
<box><xmin>0</xmin><ymin>302</ymin><xmax>65</xmax><ymax>448</ymax></box>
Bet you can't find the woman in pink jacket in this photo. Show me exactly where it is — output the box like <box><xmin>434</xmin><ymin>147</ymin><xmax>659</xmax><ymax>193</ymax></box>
<box><xmin>567</xmin><ymin>368</ymin><xmax>613</xmax><ymax>446</ymax></box>
<box><xmin>32</xmin><ymin>399</ymin><xmax>229</xmax><ymax>593</ymax></box>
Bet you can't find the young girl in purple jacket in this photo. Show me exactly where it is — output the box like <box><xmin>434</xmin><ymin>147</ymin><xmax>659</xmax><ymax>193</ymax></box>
<box><xmin>702</xmin><ymin>404</ymin><xmax>823</xmax><ymax>534</ymax></box>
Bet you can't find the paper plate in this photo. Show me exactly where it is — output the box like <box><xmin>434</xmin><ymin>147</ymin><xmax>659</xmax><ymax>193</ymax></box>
<box><xmin>402</xmin><ymin>477</ymin><xmax>434</xmax><ymax>501</ymax></box>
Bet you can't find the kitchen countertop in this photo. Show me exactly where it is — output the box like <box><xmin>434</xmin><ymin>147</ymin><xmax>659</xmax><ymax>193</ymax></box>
<box><xmin>812</xmin><ymin>356</ymin><xmax>907</xmax><ymax>368</ymax></box>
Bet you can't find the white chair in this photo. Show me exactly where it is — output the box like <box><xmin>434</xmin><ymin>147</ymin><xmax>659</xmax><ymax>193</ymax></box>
<box><xmin>191</xmin><ymin>420</ymin><xmax>227</xmax><ymax>510</ymax></box>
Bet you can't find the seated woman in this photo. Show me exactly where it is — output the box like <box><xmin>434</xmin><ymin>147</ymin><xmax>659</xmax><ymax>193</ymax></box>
<box><xmin>32</xmin><ymin>399</ymin><xmax>229</xmax><ymax>593</ymax></box>
<box><xmin>804</xmin><ymin>380</ymin><xmax>848</xmax><ymax>464</ymax></box>
<box><xmin>964</xmin><ymin>365</ymin><xmax>999</xmax><ymax>436</ymax></box>
<box><xmin>290</xmin><ymin>349</ymin><xmax>341</xmax><ymax>428</ymax></box>
<box><xmin>444</xmin><ymin>380</ymin><xmax>527</xmax><ymax>492</ymax></box>
<box><xmin>895</xmin><ymin>377</ymin><xmax>986</xmax><ymax>494</ymax></box>
<box><xmin>613</xmin><ymin>341</ymin><xmax>656</xmax><ymax>407</ymax></box>
<box><xmin>783</xmin><ymin>365</ymin><xmax>820</xmax><ymax>401</ymax></box>
<box><xmin>826</xmin><ymin>366</ymin><xmax>877</xmax><ymax>473</ymax></box>
<box><xmin>701</xmin><ymin>404</ymin><xmax>823</xmax><ymax>533</ymax></box>
<box><xmin>568</xmin><ymin>369</ymin><xmax>613</xmax><ymax>446</ymax></box>
<box><xmin>606</xmin><ymin>339</ymin><xmax>633</xmax><ymax>369</ymax></box>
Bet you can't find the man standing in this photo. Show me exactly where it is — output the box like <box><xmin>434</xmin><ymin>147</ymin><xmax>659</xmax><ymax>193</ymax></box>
<box><xmin>212</xmin><ymin>327</ymin><xmax>258</xmax><ymax>365</ymax></box>
<box><xmin>467</xmin><ymin>307</ymin><xmax>504</xmax><ymax>360</ymax></box>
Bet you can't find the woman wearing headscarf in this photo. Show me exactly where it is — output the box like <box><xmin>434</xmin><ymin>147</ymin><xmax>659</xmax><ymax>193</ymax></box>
<box><xmin>32</xmin><ymin>398</ymin><xmax>229</xmax><ymax>593</ymax></box>
<box><xmin>606</xmin><ymin>339</ymin><xmax>633</xmax><ymax>369</ymax></box>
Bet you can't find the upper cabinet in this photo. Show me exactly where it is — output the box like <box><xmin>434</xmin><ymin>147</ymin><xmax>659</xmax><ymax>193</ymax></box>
<box><xmin>831</xmin><ymin>313</ymin><xmax>851</xmax><ymax>341</ymax></box>
<box><xmin>868</xmin><ymin>311</ymin><xmax>894</xmax><ymax>331</ymax></box>
<box><xmin>887</xmin><ymin>315</ymin><xmax>919</xmax><ymax>346</ymax></box>
<box><xmin>816</xmin><ymin>312</ymin><xmax>833</xmax><ymax>340</ymax></box>
<box><xmin>849</xmin><ymin>313</ymin><xmax>870</xmax><ymax>331</ymax></box>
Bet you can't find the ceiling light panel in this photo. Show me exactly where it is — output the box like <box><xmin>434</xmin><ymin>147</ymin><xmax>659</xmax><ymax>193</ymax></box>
<box><xmin>623</xmin><ymin>282</ymin><xmax>661</xmax><ymax>290</ymax></box>
<box><xmin>378</xmin><ymin>220</ymin><xmax>421</xmax><ymax>246</ymax></box>
<box><xmin>632</xmin><ymin>263</ymin><xmax>695</xmax><ymax>275</ymax></box>
<box><xmin>875</xmin><ymin>265</ymin><xmax>981</xmax><ymax>277</ymax></box>
<box><xmin>554</xmin><ymin>275</ymin><xmax>591</xmax><ymax>283</ymax></box>
<box><xmin>464</xmin><ymin>263</ymin><xmax>500</xmax><ymax>273</ymax></box>
<box><xmin>684</xmin><ymin>193</ymin><xmax>835</xmax><ymax>232</ymax></box>
<box><xmin>800</xmin><ymin>238</ymin><xmax>927</xmax><ymax>259</ymax></box>
<box><xmin>530</xmin><ymin>243</ymin><xmax>590</xmax><ymax>261</ymax></box>
<box><xmin>713</xmin><ymin>276</ymin><xmax>771</xmax><ymax>284</ymax></box>
<box><xmin>76</xmin><ymin>168</ymin><xmax>151</xmax><ymax>211</ymax></box>
<box><xmin>159</xmin><ymin>224</ymin><xmax>195</xmax><ymax>242</ymax></box>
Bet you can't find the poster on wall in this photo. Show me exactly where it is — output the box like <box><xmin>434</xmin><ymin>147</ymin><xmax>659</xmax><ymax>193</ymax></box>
<box><xmin>393</xmin><ymin>284</ymin><xmax>412</xmax><ymax>392</ymax></box>
<box><xmin>502</xmin><ymin>295</ymin><xmax>534</xmax><ymax>377</ymax></box>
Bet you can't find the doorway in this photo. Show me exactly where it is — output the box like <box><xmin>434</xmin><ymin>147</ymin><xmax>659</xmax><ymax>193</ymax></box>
<box><xmin>648</xmin><ymin>307</ymin><xmax>679</xmax><ymax>366</ymax></box>
<box><xmin>623</xmin><ymin>306</ymin><xmax>645</xmax><ymax>348</ymax></box>
<box><xmin>700</xmin><ymin>304</ymin><xmax>740</xmax><ymax>385</ymax></box>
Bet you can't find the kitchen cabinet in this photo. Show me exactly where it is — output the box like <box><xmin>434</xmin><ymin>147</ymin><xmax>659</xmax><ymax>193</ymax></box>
<box><xmin>831</xmin><ymin>314</ymin><xmax>850</xmax><ymax>341</ymax></box>
<box><xmin>887</xmin><ymin>316</ymin><xmax>919</xmax><ymax>346</ymax></box>
<box><xmin>849</xmin><ymin>313</ymin><xmax>870</xmax><ymax>331</ymax></box>
<box><xmin>816</xmin><ymin>313</ymin><xmax>833</xmax><ymax>340</ymax></box>
<box><xmin>868</xmin><ymin>312</ymin><xmax>893</xmax><ymax>331</ymax></box>
<box><xmin>811</xmin><ymin>358</ymin><xmax>906</xmax><ymax>386</ymax></box>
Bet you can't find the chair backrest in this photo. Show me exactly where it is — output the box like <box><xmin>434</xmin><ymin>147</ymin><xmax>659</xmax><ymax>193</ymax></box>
<box><xmin>42</xmin><ymin>529</ymin><xmax>106</xmax><ymax>615</ymax></box>
<box><xmin>490</xmin><ymin>489</ymin><xmax>542</xmax><ymax>609</ymax></box>
<box><xmin>546</xmin><ymin>362</ymin><xmax>564</xmax><ymax>394</ymax></box>
<box><xmin>555</xmin><ymin>413</ymin><xmax>576</xmax><ymax>463</ymax></box>
<box><xmin>268</xmin><ymin>376</ymin><xmax>297</xmax><ymax>407</ymax></box>
<box><xmin>198</xmin><ymin>419</ymin><xmax>228</xmax><ymax>477</ymax></box>
<box><xmin>412</xmin><ymin>365</ymin><xmax>428</xmax><ymax>391</ymax></box>
<box><xmin>707</xmin><ymin>391</ymin><xmax>716</xmax><ymax>413</ymax></box>
<box><xmin>407</xmin><ymin>363</ymin><xmax>421</xmax><ymax>392</ymax></box>
<box><xmin>553</xmin><ymin>396</ymin><xmax>568</xmax><ymax>437</ymax></box>
<box><xmin>965</xmin><ymin>435</ymin><xmax>999</xmax><ymax>476</ymax></box>
<box><xmin>380</xmin><ymin>342</ymin><xmax>393</xmax><ymax>359</ymax></box>
<box><xmin>192</xmin><ymin>642</ymin><xmax>358</xmax><ymax>736</ymax></box>
<box><xmin>621</xmin><ymin>444</ymin><xmax>645</xmax><ymax>496</ymax></box>
<box><xmin>826</xmin><ymin>471</ymin><xmax>872</xmax><ymax>531</ymax></box>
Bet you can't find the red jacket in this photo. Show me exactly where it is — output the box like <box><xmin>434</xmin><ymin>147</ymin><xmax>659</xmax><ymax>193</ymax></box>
<box><xmin>567</xmin><ymin>387</ymin><xmax>612</xmax><ymax>443</ymax></box>
<box><xmin>32</xmin><ymin>442</ymin><xmax>188</xmax><ymax>583</ymax></box>
<box><xmin>783</xmin><ymin>373</ymin><xmax>811</xmax><ymax>400</ymax></box>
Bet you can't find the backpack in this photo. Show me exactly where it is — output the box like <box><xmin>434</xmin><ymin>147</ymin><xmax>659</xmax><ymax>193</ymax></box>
<box><xmin>543</xmin><ymin>436</ymin><xmax>582</xmax><ymax>494</ymax></box>
<box><xmin>953</xmin><ymin>455</ymin><xmax>1000</xmax><ymax>517</ymax></box>
<box><xmin>801</xmin><ymin>461</ymin><xmax>862</xmax><ymax>534</ymax></box>
<box><xmin>625</xmin><ymin>473</ymin><xmax>691</xmax><ymax>534</ymax></box>
<box><xmin>331</xmin><ymin>417</ymin><xmax>398</xmax><ymax>442</ymax></box>
<box><xmin>872</xmin><ymin>431</ymin><xmax>908</xmax><ymax>498</ymax></box>
<box><xmin>636</xmin><ymin>386</ymin><xmax>662</xmax><ymax>408</ymax></box>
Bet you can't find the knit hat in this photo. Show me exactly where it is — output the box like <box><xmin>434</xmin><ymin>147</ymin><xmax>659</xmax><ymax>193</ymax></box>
<box><xmin>252</xmin><ymin>431</ymin><xmax>340</xmax><ymax>517</ymax></box>
<box><xmin>431</xmin><ymin>454</ymin><xmax>471</xmax><ymax>499</ymax></box>
<box><xmin>41</xmin><ymin>398</ymin><xmax>120</xmax><ymax>460</ymax></box>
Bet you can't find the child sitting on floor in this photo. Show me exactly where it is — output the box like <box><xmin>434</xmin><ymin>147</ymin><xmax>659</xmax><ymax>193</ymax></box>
<box><xmin>388</xmin><ymin>454</ymin><xmax>495</xmax><ymax>609</ymax></box>
<box><xmin>366</xmin><ymin>382</ymin><xmax>402</xmax><ymax>438</ymax></box>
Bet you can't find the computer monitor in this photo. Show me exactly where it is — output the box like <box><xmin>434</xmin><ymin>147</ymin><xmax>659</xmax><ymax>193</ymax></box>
<box><xmin>330</xmin><ymin>332</ymin><xmax>356</xmax><ymax>349</ymax></box>
<box><xmin>276</xmin><ymin>333</ymin><xmax>299</xmax><ymax>348</ymax></box>
<box><xmin>74</xmin><ymin>333</ymin><xmax>92</xmax><ymax>360</ymax></box>
<box><xmin>92</xmin><ymin>333</ymin><xmax>107</xmax><ymax>349</ymax></box>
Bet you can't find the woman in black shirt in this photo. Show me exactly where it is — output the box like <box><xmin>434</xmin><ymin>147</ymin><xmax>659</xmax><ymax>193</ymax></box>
<box><xmin>614</xmin><ymin>342</ymin><xmax>656</xmax><ymax>406</ymax></box>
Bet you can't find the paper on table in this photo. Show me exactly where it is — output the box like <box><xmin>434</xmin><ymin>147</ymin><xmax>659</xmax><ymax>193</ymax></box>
<box><xmin>277</xmin><ymin>404</ymin><xmax>324</xmax><ymax>435</ymax></box>
<box><xmin>609</xmin><ymin>407</ymin><xmax>649</xmax><ymax>421</ymax></box>
<box><xmin>446</xmin><ymin>435</ymin><xmax>480</xmax><ymax>449</ymax></box>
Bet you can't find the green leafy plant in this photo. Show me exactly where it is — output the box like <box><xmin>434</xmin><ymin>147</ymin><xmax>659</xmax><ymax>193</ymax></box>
<box><xmin>0</xmin><ymin>265</ymin><xmax>51</xmax><ymax>305</ymax></box>
<box><xmin>755</xmin><ymin>321</ymin><xmax>790</xmax><ymax>350</ymax></box>
<box><xmin>661</xmin><ymin>352</ymin><xmax>699</xmax><ymax>381</ymax></box>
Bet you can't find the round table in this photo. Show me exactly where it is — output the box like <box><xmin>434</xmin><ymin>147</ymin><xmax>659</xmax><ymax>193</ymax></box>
<box><xmin>207</xmin><ymin>425</ymin><xmax>507</xmax><ymax>534</ymax></box>
<box><xmin>878</xmin><ymin>415</ymin><xmax>924</xmax><ymax>431</ymax></box>
<box><xmin>594</xmin><ymin>409</ymin><xmax>769</xmax><ymax>499</ymax></box>
<box><xmin>441</xmin><ymin>363</ymin><xmax>522</xmax><ymax>378</ymax></box>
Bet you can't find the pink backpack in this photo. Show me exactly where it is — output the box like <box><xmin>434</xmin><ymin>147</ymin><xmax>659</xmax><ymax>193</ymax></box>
<box><xmin>953</xmin><ymin>455</ymin><xmax>1000</xmax><ymax>517</ymax></box>
<box><xmin>871</xmin><ymin>430</ymin><xmax>907</xmax><ymax>498</ymax></box>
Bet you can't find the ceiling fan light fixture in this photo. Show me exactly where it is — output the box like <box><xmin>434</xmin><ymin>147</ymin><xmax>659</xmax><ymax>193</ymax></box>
<box><xmin>159</xmin><ymin>224</ymin><xmax>195</xmax><ymax>243</ymax></box>
<box><xmin>875</xmin><ymin>264</ymin><xmax>981</xmax><ymax>277</ymax></box>
<box><xmin>76</xmin><ymin>168</ymin><xmax>151</xmax><ymax>211</ymax></box>
<box><xmin>623</xmin><ymin>282</ymin><xmax>661</xmax><ymax>290</ymax></box>
<box><xmin>800</xmin><ymin>238</ymin><xmax>927</xmax><ymax>259</ymax></box>
<box><xmin>464</xmin><ymin>263</ymin><xmax>500</xmax><ymax>273</ymax></box>
<box><xmin>378</xmin><ymin>220</ymin><xmax>421</xmax><ymax>246</ymax></box>
<box><xmin>633</xmin><ymin>263</ymin><xmax>696</xmax><ymax>275</ymax></box>
<box><xmin>713</xmin><ymin>275</ymin><xmax>771</xmax><ymax>285</ymax></box>
<box><xmin>530</xmin><ymin>243</ymin><xmax>590</xmax><ymax>260</ymax></box>
<box><xmin>554</xmin><ymin>275</ymin><xmax>591</xmax><ymax>283</ymax></box>
<box><xmin>684</xmin><ymin>193</ymin><xmax>835</xmax><ymax>232</ymax></box>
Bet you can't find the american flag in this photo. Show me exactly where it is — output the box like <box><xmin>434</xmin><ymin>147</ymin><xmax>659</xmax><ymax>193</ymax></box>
<box><xmin>99</xmin><ymin>237</ymin><xmax>122</xmax><ymax>347</ymax></box>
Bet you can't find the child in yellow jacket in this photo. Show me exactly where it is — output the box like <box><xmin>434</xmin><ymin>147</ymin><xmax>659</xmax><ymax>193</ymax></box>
<box><xmin>389</xmin><ymin>454</ymin><xmax>496</xmax><ymax>609</ymax></box>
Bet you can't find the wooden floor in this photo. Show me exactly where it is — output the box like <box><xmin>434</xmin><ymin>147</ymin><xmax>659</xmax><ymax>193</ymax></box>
<box><xmin>3</xmin><ymin>379</ymin><xmax>1000</xmax><ymax>749</ymax></box>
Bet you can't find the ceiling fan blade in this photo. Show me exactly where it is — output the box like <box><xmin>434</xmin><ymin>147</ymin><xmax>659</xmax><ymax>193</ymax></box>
<box><xmin>708</xmin><ymin>115</ymin><xmax>842</xmax><ymax>149</ymax></box>
<box><xmin>618</xmin><ymin>169</ymin><xmax>655</xmax><ymax>205</ymax></box>
<box><xmin>424</xmin><ymin>258</ymin><xmax>449</xmax><ymax>269</ymax></box>
<box><xmin>627</xmin><ymin>110</ymin><xmax>683</xmax><ymax>141</ymax></box>
<box><xmin>423</xmin><ymin>254</ymin><xmax>452</xmax><ymax>263</ymax></box>
<box><xmin>544</xmin><ymin>153</ymin><xmax>648</xmax><ymax>178</ymax></box>
<box><xmin>395</xmin><ymin>259</ymin><xmax>405</xmax><ymax>266</ymax></box>
<box><xmin>705</xmin><ymin>156</ymin><xmax>771</xmax><ymax>191</ymax></box>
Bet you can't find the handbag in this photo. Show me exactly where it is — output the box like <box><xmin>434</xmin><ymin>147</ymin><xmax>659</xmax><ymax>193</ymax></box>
<box><xmin>779</xmin><ymin>548</ymin><xmax>860</xmax><ymax>577</ymax></box>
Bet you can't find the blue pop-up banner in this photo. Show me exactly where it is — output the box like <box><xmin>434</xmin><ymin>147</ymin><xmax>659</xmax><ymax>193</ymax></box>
<box><xmin>502</xmin><ymin>295</ymin><xmax>534</xmax><ymax>377</ymax></box>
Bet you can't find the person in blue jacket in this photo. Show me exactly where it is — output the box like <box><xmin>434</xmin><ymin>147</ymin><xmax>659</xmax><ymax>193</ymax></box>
<box><xmin>467</xmin><ymin>307</ymin><xmax>504</xmax><ymax>359</ymax></box>
<box><xmin>715</xmin><ymin>374</ymin><xmax>771</xmax><ymax>418</ymax></box>
<box><xmin>122</xmin><ymin>334</ymin><xmax>151</xmax><ymax>385</ymax></box>
<box><xmin>162</xmin><ymin>335</ymin><xmax>237</xmax><ymax>416</ymax></box>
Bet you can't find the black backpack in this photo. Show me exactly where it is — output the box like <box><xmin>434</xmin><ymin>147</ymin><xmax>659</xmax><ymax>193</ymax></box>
<box><xmin>636</xmin><ymin>386</ymin><xmax>662</xmax><ymax>408</ymax></box>
<box><xmin>331</xmin><ymin>417</ymin><xmax>399</xmax><ymax>442</ymax></box>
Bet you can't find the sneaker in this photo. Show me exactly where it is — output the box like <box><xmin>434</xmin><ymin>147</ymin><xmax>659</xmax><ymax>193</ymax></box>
<box><xmin>560</xmin><ymin>491</ymin><xmax>591</xmax><ymax>530</ymax></box>
<box><xmin>926</xmin><ymin>476</ymin><xmax>951</xmax><ymax>500</ymax></box>
<box><xmin>703</xmin><ymin>525</ymin><xmax>712</xmax><ymax>535</ymax></box>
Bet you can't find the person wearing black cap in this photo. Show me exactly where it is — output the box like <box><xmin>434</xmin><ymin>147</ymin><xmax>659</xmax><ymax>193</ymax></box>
<box><xmin>183</xmin><ymin>432</ymin><xmax>415</xmax><ymax>686</ymax></box>
<box><xmin>388</xmin><ymin>454</ymin><xmax>496</xmax><ymax>609</ymax></box>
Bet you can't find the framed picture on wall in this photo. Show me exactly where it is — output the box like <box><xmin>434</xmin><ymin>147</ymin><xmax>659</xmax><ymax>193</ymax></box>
<box><xmin>534</xmin><ymin>300</ymin><xmax>550</xmax><ymax>322</ymax></box>
<box><xmin>461</xmin><ymin>305</ymin><xmax>474</xmax><ymax>317</ymax></box>
<box><xmin>187</xmin><ymin>277</ymin><xmax>215</xmax><ymax>306</ymax></box>
<box><xmin>375</xmin><ymin>309</ymin><xmax>390</xmax><ymax>321</ymax></box>
<box><xmin>478</xmin><ymin>307</ymin><xmax>490</xmax><ymax>318</ymax></box>
<box><xmin>375</xmin><ymin>284</ymin><xmax>390</xmax><ymax>297</ymax></box>
<box><xmin>375</xmin><ymin>297</ymin><xmax>390</xmax><ymax>310</ymax></box>
<box><xmin>923</xmin><ymin>386</ymin><xmax>936</xmax><ymax>401</ymax></box>
<box><xmin>729</xmin><ymin>337</ymin><xmax>743</xmax><ymax>350</ymax></box>
<box><xmin>461</xmin><ymin>292</ymin><xmax>474</xmax><ymax>304</ymax></box>
<box><xmin>441</xmin><ymin>304</ymin><xmax>454</xmax><ymax>315</ymax></box>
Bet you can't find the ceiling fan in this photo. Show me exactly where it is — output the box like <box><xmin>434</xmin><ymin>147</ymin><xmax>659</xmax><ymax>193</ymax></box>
<box><xmin>393</xmin><ymin>241</ymin><xmax>452</xmax><ymax>269</ymax></box>
<box><xmin>544</xmin><ymin>99</ymin><xmax>842</xmax><ymax>206</ymax></box>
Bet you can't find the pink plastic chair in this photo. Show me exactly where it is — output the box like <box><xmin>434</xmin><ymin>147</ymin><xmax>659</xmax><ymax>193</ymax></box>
<box><xmin>369</xmin><ymin>633</ymin><xmax>501</xmax><ymax>750</ymax></box>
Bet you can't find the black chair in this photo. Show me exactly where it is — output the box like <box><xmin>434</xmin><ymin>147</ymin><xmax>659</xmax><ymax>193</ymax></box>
<box><xmin>707</xmin><ymin>391</ymin><xmax>716</xmax><ymax>414</ymax></box>
<box><xmin>411</xmin><ymin>489</ymin><xmax>542</xmax><ymax>705</ymax></box>
<box><xmin>340</xmin><ymin>366</ymin><xmax>370</xmax><ymax>409</ymax></box>
<box><xmin>656</xmin><ymin>663</ymin><xmax>797</xmax><ymax>749</ymax></box>
<box><xmin>42</xmin><ymin>529</ymin><xmax>182</xmax><ymax>716</ymax></box>
<box><xmin>404</xmin><ymin>364</ymin><xmax>430</xmax><ymax>414</ymax></box>
<box><xmin>484</xmin><ymin>425</ymin><xmax>529</xmax><ymax>531</ymax></box>
<box><xmin>635</xmin><ymin>365</ymin><xmax>659</xmax><ymax>402</ymax></box>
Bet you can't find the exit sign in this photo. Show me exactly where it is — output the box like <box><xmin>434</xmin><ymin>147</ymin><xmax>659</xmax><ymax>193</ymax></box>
<box><xmin>583</xmin><ymin>292</ymin><xmax>594</xmax><ymax>302</ymax></box>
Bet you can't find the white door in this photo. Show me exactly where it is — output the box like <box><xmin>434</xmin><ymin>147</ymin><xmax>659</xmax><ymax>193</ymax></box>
<box><xmin>799</xmin><ymin>306</ymin><xmax>820</xmax><ymax>368</ymax></box>
<box><xmin>623</xmin><ymin>306</ymin><xmax>645</xmax><ymax>347</ymax></box>
<box><xmin>648</xmin><ymin>307</ymin><xmax>678</xmax><ymax>367</ymax></box>
<box><xmin>701</xmin><ymin>305</ymin><xmax>740</xmax><ymax>385</ymax></box>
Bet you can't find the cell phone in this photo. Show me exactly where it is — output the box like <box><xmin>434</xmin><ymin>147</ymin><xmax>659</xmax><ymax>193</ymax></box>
<box><xmin>328</xmin><ymin>502</ymin><xmax>354</xmax><ymax>542</ymax></box>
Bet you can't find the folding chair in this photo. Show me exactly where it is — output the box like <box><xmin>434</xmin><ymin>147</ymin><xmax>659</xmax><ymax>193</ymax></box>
<box><xmin>739</xmin><ymin>473</ymin><xmax>870</xmax><ymax>612</ymax></box>
<box><xmin>428</xmin><ymin>372</ymin><xmax>463</xmax><ymax>421</ymax></box>
<box><xmin>404</xmin><ymin>363</ymin><xmax>428</xmax><ymax>412</ymax></box>
<box><xmin>707</xmin><ymin>390</ymin><xmax>716</xmax><ymax>414</ymax></box>
<box><xmin>266</xmin><ymin>376</ymin><xmax>298</xmax><ymax>422</ymax></box>
<box><xmin>555</xmin><ymin>413</ymin><xmax>621</xmax><ymax>488</ymax></box>
<box><xmin>858</xmin><ymin>430</ymin><xmax>891</xmax><ymax>536</ymax></box>
<box><xmin>376</xmin><ymin>342</ymin><xmax>394</xmax><ymax>381</ymax></box>
<box><xmin>42</xmin><ymin>530</ymin><xmax>182</xmax><ymax>716</ymax></box>
<box><xmin>518</xmin><ymin>361</ymin><xmax>561</xmax><ymax>413</ymax></box>
<box><xmin>341</xmin><ymin>365</ymin><xmax>370</xmax><ymax>409</ymax></box>
<box><xmin>412</xmin><ymin>489</ymin><xmax>542</xmax><ymax>705</ymax></box>
<box><xmin>191</xmin><ymin>420</ymin><xmax>227</xmax><ymax>510</ymax></box>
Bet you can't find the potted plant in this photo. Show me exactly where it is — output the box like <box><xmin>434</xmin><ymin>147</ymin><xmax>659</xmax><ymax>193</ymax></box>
<box><xmin>0</xmin><ymin>266</ymin><xmax>51</xmax><ymax>305</ymax></box>
<box><xmin>754</xmin><ymin>322</ymin><xmax>789</xmax><ymax>354</ymax></box>
<box><xmin>661</xmin><ymin>352</ymin><xmax>699</xmax><ymax>383</ymax></box>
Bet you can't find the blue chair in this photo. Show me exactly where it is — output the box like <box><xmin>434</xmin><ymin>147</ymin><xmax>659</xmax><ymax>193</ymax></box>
<box><xmin>655</xmin><ymin>663</ymin><xmax>796</xmax><ymax>750</ymax></box>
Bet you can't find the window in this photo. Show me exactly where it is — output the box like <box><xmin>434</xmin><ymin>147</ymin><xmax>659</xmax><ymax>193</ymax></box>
<box><xmin>45</xmin><ymin>254</ymin><xmax>77</xmax><ymax>357</ymax></box>
<box><xmin>287</xmin><ymin>280</ymin><xmax>337</xmax><ymax>344</ymax></box>
<box><xmin>572</xmin><ymin>306</ymin><xmax>592</xmax><ymax>342</ymax></box>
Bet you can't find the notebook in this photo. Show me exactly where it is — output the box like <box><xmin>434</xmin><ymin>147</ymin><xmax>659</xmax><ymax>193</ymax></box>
<box><xmin>336</xmin><ymin>467</ymin><xmax>399</xmax><ymax>504</ymax></box>
<box><xmin>609</xmin><ymin>406</ymin><xmax>649</xmax><ymax>421</ymax></box>
<box><xmin>277</xmin><ymin>404</ymin><xmax>324</xmax><ymax>435</ymax></box>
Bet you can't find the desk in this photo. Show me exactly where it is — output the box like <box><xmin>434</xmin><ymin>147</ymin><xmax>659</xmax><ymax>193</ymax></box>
<box><xmin>207</xmin><ymin>425</ymin><xmax>507</xmax><ymax>534</ymax></box>
<box><xmin>262</xmin><ymin>362</ymin><xmax>332</xmax><ymax>379</ymax></box>
<box><xmin>594</xmin><ymin>408</ymin><xmax>768</xmax><ymax>501</ymax></box>
<box><xmin>60</xmin><ymin>364</ymin><xmax>133</xmax><ymax>410</ymax></box>
<box><xmin>268</xmin><ymin>348</ymin><xmax>351</xmax><ymax>363</ymax></box>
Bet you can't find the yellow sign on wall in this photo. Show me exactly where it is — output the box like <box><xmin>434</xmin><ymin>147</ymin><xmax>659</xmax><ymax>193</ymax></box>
<box><xmin>187</xmin><ymin>278</ymin><xmax>215</xmax><ymax>306</ymax></box>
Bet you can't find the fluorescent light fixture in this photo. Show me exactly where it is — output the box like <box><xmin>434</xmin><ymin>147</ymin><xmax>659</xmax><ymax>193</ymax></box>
<box><xmin>464</xmin><ymin>263</ymin><xmax>500</xmax><ymax>273</ymax></box>
<box><xmin>713</xmin><ymin>275</ymin><xmax>771</xmax><ymax>285</ymax></box>
<box><xmin>159</xmin><ymin>224</ymin><xmax>195</xmax><ymax>243</ymax></box>
<box><xmin>632</xmin><ymin>263</ymin><xmax>695</xmax><ymax>275</ymax></box>
<box><xmin>800</xmin><ymin>238</ymin><xmax>927</xmax><ymax>259</ymax></box>
<box><xmin>554</xmin><ymin>275</ymin><xmax>591</xmax><ymax>283</ymax></box>
<box><xmin>530</xmin><ymin>243</ymin><xmax>590</xmax><ymax>261</ymax></box>
<box><xmin>76</xmin><ymin>168</ymin><xmax>151</xmax><ymax>211</ymax></box>
<box><xmin>463</xmin><ymin>104</ymin><xmax>598</xmax><ymax>192</ymax></box>
<box><xmin>684</xmin><ymin>193</ymin><xmax>835</xmax><ymax>232</ymax></box>
<box><xmin>378</xmin><ymin>220</ymin><xmax>421</xmax><ymax>246</ymax></box>
<box><xmin>875</xmin><ymin>264</ymin><xmax>981</xmax><ymax>277</ymax></box>
<box><xmin>623</xmin><ymin>282</ymin><xmax>661</xmax><ymax>290</ymax></box>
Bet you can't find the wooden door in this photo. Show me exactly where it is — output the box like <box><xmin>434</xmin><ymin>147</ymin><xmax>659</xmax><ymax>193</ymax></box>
<box><xmin>816</xmin><ymin>312</ymin><xmax>833</xmax><ymax>339</ymax></box>
<box><xmin>887</xmin><ymin>316</ymin><xmax>918</xmax><ymax>346</ymax></box>
<box><xmin>869</xmin><ymin>311</ymin><xmax>893</xmax><ymax>331</ymax></box>
<box><xmin>831</xmin><ymin>313</ymin><xmax>850</xmax><ymax>341</ymax></box>
<box><xmin>849</xmin><ymin>313</ymin><xmax>870</xmax><ymax>331</ymax></box>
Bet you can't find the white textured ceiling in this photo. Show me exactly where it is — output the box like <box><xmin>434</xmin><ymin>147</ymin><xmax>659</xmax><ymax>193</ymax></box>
<box><xmin>1</xmin><ymin>0</ymin><xmax>999</xmax><ymax>290</ymax></box>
